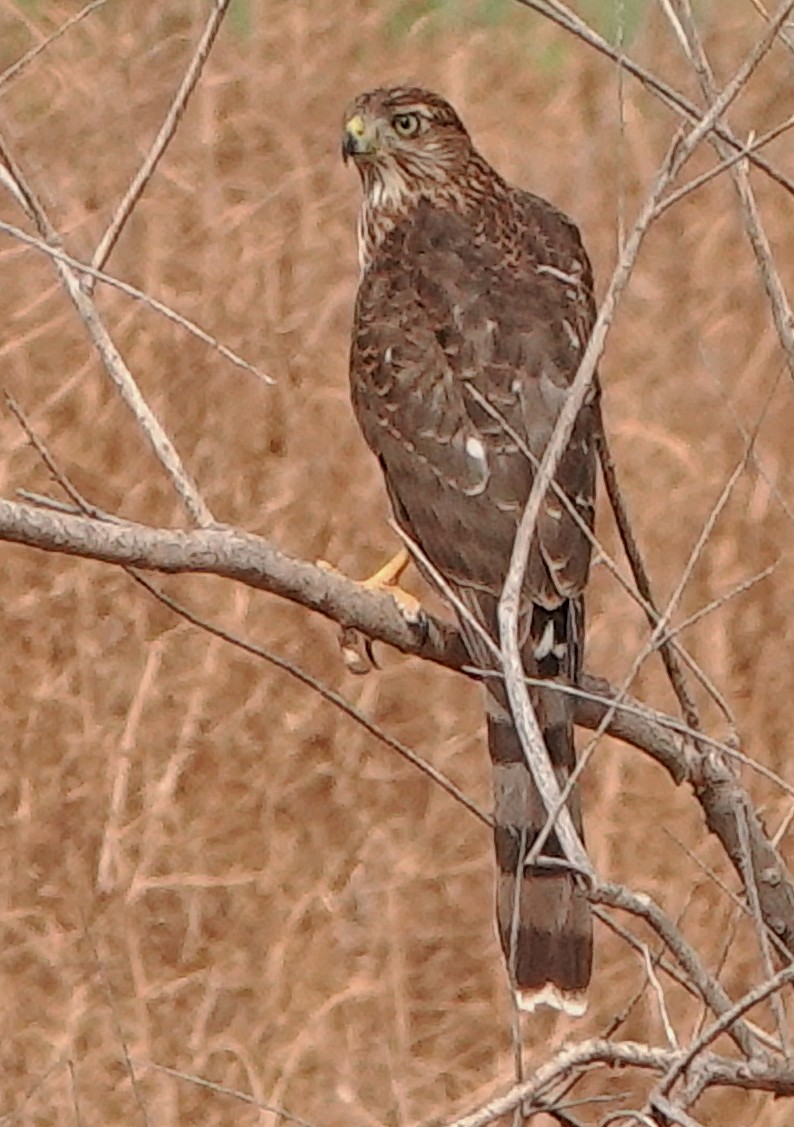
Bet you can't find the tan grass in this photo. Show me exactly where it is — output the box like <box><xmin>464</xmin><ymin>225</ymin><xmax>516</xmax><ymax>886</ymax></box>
<box><xmin>2</xmin><ymin>1</ymin><xmax>794</xmax><ymax>1123</ymax></box>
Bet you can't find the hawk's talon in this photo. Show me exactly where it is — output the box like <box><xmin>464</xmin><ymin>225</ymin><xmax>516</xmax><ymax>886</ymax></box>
<box><xmin>360</xmin><ymin>546</ymin><xmax>411</xmax><ymax>590</ymax></box>
<box><xmin>339</xmin><ymin>627</ymin><xmax>378</xmax><ymax>675</ymax></box>
<box><xmin>380</xmin><ymin>584</ymin><xmax>424</xmax><ymax>625</ymax></box>
<box><xmin>359</xmin><ymin>546</ymin><xmax>424</xmax><ymax>623</ymax></box>
<box><xmin>317</xmin><ymin>549</ymin><xmax>423</xmax><ymax>624</ymax></box>
<box><xmin>317</xmin><ymin>548</ymin><xmax>424</xmax><ymax>666</ymax></box>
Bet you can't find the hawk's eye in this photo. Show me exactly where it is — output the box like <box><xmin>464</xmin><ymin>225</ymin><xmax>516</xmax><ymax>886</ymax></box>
<box><xmin>391</xmin><ymin>112</ymin><xmax>420</xmax><ymax>138</ymax></box>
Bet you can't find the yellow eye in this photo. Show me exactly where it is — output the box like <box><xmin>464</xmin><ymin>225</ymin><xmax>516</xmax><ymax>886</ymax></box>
<box><xmin>391</xmin><ymin>112</ymin><xmax>420</xmax><ymax>137</ymax></box>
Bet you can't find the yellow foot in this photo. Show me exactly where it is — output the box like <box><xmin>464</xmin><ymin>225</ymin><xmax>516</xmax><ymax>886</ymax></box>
<box><xmin>361</xmin><ymin>548</ymin><xmax>423</xmax><ymax>623</ymax></box>
<box><xmin>317</xmin><ymin>548</ymin><xmax>424</xmax><ymax>625</ymax></box>
<box><xmin>317</xmin><ymin>548</ymin><xmax>424</xmax><ymax>675</ymax></box>
<box><xmin>361</xmin><ymin>547</ymin><xmax>411</xmax><ymax>589</ymax></box>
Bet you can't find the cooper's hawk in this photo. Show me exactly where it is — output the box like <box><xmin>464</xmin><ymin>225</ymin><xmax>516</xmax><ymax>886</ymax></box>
<box><xmin>343</xmin><ymin>86</ymin><xmax>599</xmax><ymax>1015</ymax></box>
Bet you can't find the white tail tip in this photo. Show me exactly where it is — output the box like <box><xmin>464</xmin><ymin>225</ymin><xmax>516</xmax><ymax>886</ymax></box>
<box><xmin>515</xmin><ymin>983</ymin><xmax>588</xmax><ymax>1017</ymax></box>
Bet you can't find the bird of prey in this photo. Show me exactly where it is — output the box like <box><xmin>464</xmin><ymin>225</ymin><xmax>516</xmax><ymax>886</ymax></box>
<box><xmin>342</xmin><ymin>86</ymin><xmax>599</xmax><ymax>1015</ymax></box>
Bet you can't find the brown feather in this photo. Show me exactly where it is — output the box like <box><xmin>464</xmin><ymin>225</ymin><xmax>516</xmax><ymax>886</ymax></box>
<box><xmin>344</xmin><ymin>86</ymin><xmax>599</xmax><ymax>1013</ymax></box>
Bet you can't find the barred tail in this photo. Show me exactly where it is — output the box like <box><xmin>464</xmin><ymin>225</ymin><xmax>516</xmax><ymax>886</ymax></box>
<box><xmin>487</xmin><ymin>601</ymin><xmax>592</xmax><ymax>1014</ymax></box>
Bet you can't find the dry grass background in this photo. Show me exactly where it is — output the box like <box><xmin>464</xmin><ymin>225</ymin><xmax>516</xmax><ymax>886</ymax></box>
<box><xmin>2</xmin><ymin>0</ymin><xmax>794</xmax><ymax>1122</ymax></box>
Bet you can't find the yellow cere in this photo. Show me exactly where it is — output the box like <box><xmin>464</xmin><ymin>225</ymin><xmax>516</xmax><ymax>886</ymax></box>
<box><xmin>345</xmin><ymin>114</ymin><xmax>366</xmax><ymax>138</ymax></box>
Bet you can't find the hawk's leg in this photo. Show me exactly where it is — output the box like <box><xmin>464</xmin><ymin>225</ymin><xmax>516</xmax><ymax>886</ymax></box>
<box><xmin>361</xmin><ymin>547</ymin><xmax>420</xmax><ymax>613</ymax></box>
<box><xmin>318</xmin><ymin>547</ymin><xmax>424</xmax><ymax>674</ymax></box>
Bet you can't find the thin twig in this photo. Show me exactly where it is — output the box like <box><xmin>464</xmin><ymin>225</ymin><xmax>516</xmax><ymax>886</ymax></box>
<box><xmin>591</xmin><ymin>882</ymin><xmax>757</xmax><ymax>1058</ymax></box>
<box><xmin>594</xmin><ymin>905</ymin><xmax>781</xmax><ymax>1056</ymax></box>
<box><xmin>748</xmin><ymin>0</ymin><xmax>794</xmax><ymax>53</ymax></box>
<box><xmin>657</xmin><ymin>966</ymin><xmax>794</xmax><ymax>1097</ymax></box>
<box><xmin>656</xmin><ymin>111</ymin><xmax>794</xmax><ymax>217</ymax></box>
<box><xmin>67</xmin><ymin>1060</ymin><xmax>84</xmax><ymax>1127</ymax></box>
<box><xmin>81</xmin><ymin>918</ymin><xmax>151</xmax><ymax>1127</ymax></box>
<box><xmin>643</xmin><ymin>943</ymin><xmax>680</xmax><ymax>1050</ymax></box>
<box><xmin>0</xmin><ymin>0</ymin><xmax>112</xmax><ymax>94</ymax></box>
<box><xmin>0</xmin><ymin>217</ymin><xmax>271</xmax><ymax>384</ymax></box>
<box><xmin>512</xmin><ymin>0</ymin><xmax>794</xmax><ymax>197</ymax></box>
<box><xmin>670</xmin><ymin>0</ymin><xmax>794</xmax><ymax>386</ymax></box>
<box><xmin>647</xmin><ymin>1099</ymin><xmax>705</xmax><ymax>1127</ymax></box>
<box><xmin>140</xmin><ymin>1060</ymin><xmax>320</xmax><ymax>1127</ymax></box>
<box><xmin>597</xmin><ymin>430</ymin><xmax>702</xmax><ymax>732</ymax></box>
<box><xmin>657</xmin><ymin>563</ymin><xmax>778</xmax><ymax>647</ymax></box>
<box><xmin>88</xmin><ymin>0</ymin><xmax>234</xmax><ymax>286</ymax></box>
<box><xmin>0</xmin><ymin>139</ymin><xmax>215</xmax><ymax>526</ymax></box>
<box><xmin>132</xmin><ymin>571</ymin><xmax>490</xmax><ymax>828</ymax></box>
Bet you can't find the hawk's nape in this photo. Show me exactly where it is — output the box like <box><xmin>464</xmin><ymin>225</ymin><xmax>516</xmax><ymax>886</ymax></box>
<box><xmin>342</xmin><ymin>85</ymin><xmax>599</xmax><ymax>1015</ymax></box>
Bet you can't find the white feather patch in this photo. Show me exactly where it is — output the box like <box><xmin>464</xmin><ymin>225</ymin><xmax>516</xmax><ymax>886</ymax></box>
<box><xmin>516</xmin><ymin>983</ymin><xmax>588</xmax><ymax>1017</ymax></box>
<box><xmin>465</xmin><ymin>435</ymin><xmax>487</xmax><ymax>466</ymax></box>
<box><xmin>533</xmin><ymin>619</ymin><xmax>556</xmax><ymax>661</ymax></box>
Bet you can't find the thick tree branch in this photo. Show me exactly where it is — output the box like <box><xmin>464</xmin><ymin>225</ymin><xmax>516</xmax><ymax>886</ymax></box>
<box><xmin>0</xmin><ymin>497</ymin><xmax>459</xmax><ymax>664</ymax></box>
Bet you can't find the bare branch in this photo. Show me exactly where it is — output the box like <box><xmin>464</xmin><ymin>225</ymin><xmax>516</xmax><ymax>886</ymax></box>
<box><xmin>4</xmin><ymin>495</ymin><xmax>794</xmax><ymax>972</ymax></box>
<box><xmin>443</xmin><ymin>1031</ymin><xmax>794</xmax><ymax>1127</ymax></box>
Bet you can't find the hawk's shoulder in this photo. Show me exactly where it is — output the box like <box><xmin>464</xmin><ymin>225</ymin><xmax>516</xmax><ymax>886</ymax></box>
<box><xmin>507</xmin><ymin>186</ymin><xmax>596</xmax><ymax>328</ymax></box>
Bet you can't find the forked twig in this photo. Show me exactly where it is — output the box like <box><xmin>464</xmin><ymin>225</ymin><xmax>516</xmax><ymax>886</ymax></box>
<box><xmin>656</xmin><ymin>965</ymin><xmax>794</xmax><ymax>1098</ymax></box>
<box><xmin>591</xmin><ymin>882</ymin><xmax>757</xmax><ymax>1058</ymax></box>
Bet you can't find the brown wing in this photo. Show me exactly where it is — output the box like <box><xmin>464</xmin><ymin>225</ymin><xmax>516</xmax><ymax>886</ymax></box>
<box><xmin>350</xmin><ymin>195</ymin><xmax>598</xmax><ymax>1012</ymax></box>
<box><xmin>350</xmin><ymin>197</ymin><xmax>597</xmax><ymax>620</ymax></box>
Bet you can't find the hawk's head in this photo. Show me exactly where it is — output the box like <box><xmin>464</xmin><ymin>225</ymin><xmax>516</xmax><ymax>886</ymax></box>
<box><xmin>342</xmin><ymin>86</ymin><xmax>475</xmax><ymax>209</ymax></box>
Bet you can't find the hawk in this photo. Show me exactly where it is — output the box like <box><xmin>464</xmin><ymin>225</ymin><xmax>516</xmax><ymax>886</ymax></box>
<box><xmin>342</xmin><ymin>86</ymin><xmax>599</xmax><ymax>1015</ymax></box>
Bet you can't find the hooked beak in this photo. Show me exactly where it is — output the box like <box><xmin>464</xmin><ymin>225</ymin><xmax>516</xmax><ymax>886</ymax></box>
<box><xmin>342</xmin><ymin>113</ymin><xmax>378</xmax><ymax>162</ymax></box>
